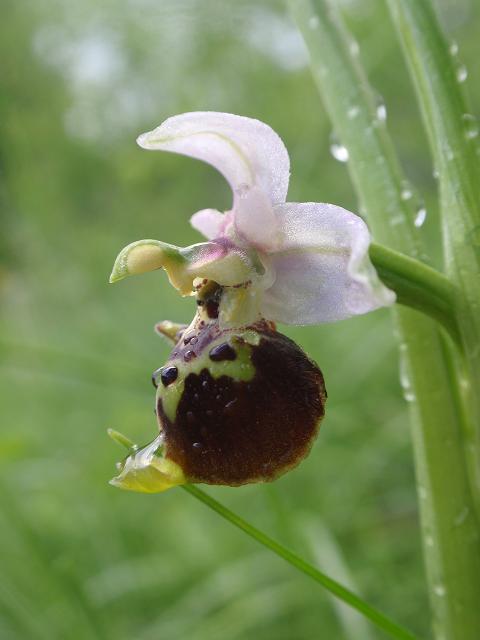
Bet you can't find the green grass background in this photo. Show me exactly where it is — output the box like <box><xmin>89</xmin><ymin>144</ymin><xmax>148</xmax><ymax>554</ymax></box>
<box><xmin>1</xmin><ymin>1</ymin><xmax>478</xmax><ymax>638</ymax></box>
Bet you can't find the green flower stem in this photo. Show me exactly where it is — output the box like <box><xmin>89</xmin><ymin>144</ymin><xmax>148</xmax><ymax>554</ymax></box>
<box><xmin>182</xmin><ymin>484</ymin><xmax>421</xmax><ymax>640</ymax></box>
<box><xmin>108</xmin><ymin>431</ymin><xmax>420</xmax><ymax>639</ymax></box>
<box><xmin>288</xmin><ymin>1</ymin><xmax>480</xmax><ymax>639</ymax></box>
<box><xmin>386</xmin><ymin>0</ymin><xmax>480</xmax><ymax>545</ymax></box>
<box><xmin>369</xmin><ymin>243</ymin><xmax>460</xmax><ymax>343</ymax></box>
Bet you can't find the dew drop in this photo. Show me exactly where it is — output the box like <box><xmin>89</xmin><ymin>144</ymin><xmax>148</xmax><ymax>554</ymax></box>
<box><xmin>209</xmin><ymin>343</ymin><xmax>237</xmax><ymax>362</ymax></box>
<box><xmin>399</xmin><ymin>345</ymin><xmax>416</xmax><ymax>402</ymax></box>
<box><xmin>414</xmin><ymin>207</ymin><xmax>427</xmax><ymax>228</ymax></box>
<box><xmin>456</xmin><ymin>65</ymin><xmax>468</xmax><ymax>83</ymax></box>
<box><xmin>449</xmin><ymin>41</ymin><xmax>458</xmax><ymax>56</ymax></box>
<box><xmin>160</xmin><ymin>366</ymin><xmax>178</xmax><ymax>387</ymax></box>
<box><xmin>192</xmin><ymin>442</ymin><xmax>203</xmax><ymax>449</ymax></box>
<box><xmin>432</xmin><ymin>168</ymin><xmax>440</xmax><ymax>180</ymax></box>
<box><xmin>400</xmin><ymin>181</ymin><xmax>413</xmax><ymax>201</ymax></box>
<box><xmin>459</xmin><ymin>374</ymin><xmax>472</xmax><ymax>391</ymax></box>
<box><xmin>329</xmin><ymin>132</ymin><xmax>349</xmax><ymax>162</ymax></box>
<box><xmin>403</xmin><ymin>389</ymin><xmax>416</xmax><ymax>402</ymax></box>
<box><xmin>347</xmin><ymin>105</ymin><xmax>360</xmax><ymax>120</ymax></box>
<box><xmin>434</xmin><ymin>584</ymin><xmax>447</xmax><ymax>597</ymax></box>
<box><xmin>349</xmin><ymin>39</ymin><xmax>360</xmax><ymax>57</ymax></box>
<box><xmin>376</xmin><ymin>103</ymin><xmax>387</xmax><ymax>122</ymax></box>
<box><xmin>454</xmin><ymin>506</ymin><xmax>469</xmax><ymax>526</ymax></box>
<box><xmin>425</xmin><ymin>535</ymin><xmax>434</xmax><ymax>547</ymax></box>
<box><xmin>308</xmin><ymin>15</ymin><xmax>319</xmax><ymax>29</ymax></box>
<box><xmin>418</xmin><ymin>485</ymin><xmax>428</xmax><ymax>500</ymax></box>
<box><xmin>462</xmin><ymin>113</ymin><xmax>479</xmax><ymax>140</ymax></box>
<box><xmin>236</xmin><ymin>183</ymin><xmax>250</xmax><ymax>199</ymax></box>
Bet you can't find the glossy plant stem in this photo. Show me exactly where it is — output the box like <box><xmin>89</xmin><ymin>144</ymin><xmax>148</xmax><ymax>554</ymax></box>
<box><xmin>288</xmin><ymin>1</ymin><xmax>480</xmax><ymax>639</ymax></box>
<box><xmin>386</xmin><ymin>0</ymin><xmax>480</xmax><ymax>561</ymax></box>
<box><xmin>183</xmin><ymin>485</ymin><xmax>421</xmax><ymax>640</ymax></box>
<box><xmin>369</xmin><ymin>243</ymin><xmax>459</xmax><ymax>343</ymax></box>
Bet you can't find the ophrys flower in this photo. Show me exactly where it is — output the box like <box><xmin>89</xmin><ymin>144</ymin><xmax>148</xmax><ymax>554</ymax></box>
<box><xmin>109</xmin><ymin>112</ymin><xmax>394</xmax><ymax>492</ymax></box>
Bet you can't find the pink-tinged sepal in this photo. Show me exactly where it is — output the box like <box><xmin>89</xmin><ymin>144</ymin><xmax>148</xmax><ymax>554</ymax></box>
<box><xmin>260</xmin><ymin>202</ymin><xmax>395</xmax><ymax>324</ymax></box>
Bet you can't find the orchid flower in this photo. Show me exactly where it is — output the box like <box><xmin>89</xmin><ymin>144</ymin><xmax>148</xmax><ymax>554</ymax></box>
<box><xmin>110</xmin><ymin>112</ymin><xmax>394</xmax><ymax>325</ymax></box>
<box><xmin>109</xmin><ymin>112</ymin><xmax>395</xmax><ymax>493</ymax></box>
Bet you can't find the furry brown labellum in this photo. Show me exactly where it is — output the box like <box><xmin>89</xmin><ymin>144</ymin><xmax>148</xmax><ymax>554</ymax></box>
<box><xmin>160</xmin><ymin>282</ymin><xmax>326</xmax><ymax>485</ymax></box>
<box><xmin>111</xmin><ymin>281</ymin><xmax>326</xmax><ymax>491</ymax></box>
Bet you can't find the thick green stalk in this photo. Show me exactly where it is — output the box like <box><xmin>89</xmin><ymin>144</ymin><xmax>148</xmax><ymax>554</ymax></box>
<box><xmin>183</xmin><ymin>485</ymin><xmax>421</xmax><ymax>640</ymax></box>
<box><xmin>288</xmin><ymin>1</ymin><xmax>480</xmax><ymax>638</ymax></box>
<box><xmin>369</xmin><ymin>243</ymin><xmax>460</xmax><ymax>343</ymax></box>
<box><xmin>386</xmin><ymin>0</ymin><xmax>480</xmax><ymax>540</ymax></box>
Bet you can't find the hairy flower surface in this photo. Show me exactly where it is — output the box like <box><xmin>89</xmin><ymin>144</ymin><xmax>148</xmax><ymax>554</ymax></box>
<box><xmin>109</xmin><ymin>112</ymin><xmax>394</xmax><ymax>492</ymax></box>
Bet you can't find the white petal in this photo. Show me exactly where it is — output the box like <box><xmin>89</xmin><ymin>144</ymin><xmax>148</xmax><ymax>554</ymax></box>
<box><xmin>234</xmin><ymin>185</ymin><xmax>280</xmax><ymax>251</ymax></box>
<box><xmin>190</xmin><ymin>208</ymin><xmax>225</xmax><ymax>240</ymax></box>
<box><xmin>137</xmin><ymin>112</ymin><xmax>290</xmax><ymax>205</ymax></box>
<box><xmin>260</xmin><ymin>203</ymin><xmax>395</xmax><ymax>324</ymax></box>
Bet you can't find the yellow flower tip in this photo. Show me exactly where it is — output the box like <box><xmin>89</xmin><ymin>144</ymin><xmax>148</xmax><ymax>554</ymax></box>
<box><xmin>126</xmin><ymin>243</ymin><xmax>165</xmax><ymax>276</ymax></box>
<box><xmin>107</xmin><ymin>428</ymin><xmax>136</xmax><ymax>450</ymax></box>
<box><xmin>110</xmin><ymin>435</ymin><xmax>186</xmax><ymax>494</ymax></box>
<box><xmin>109</xmin><ymin>241</ymin><xmax>168</xmax><ymax>285</ymax></box>
<box><xmin>154</xmin><ymin>320</ymin><xmax>187</xmax><ymax>343</ymax></box>
<box><xmin>109</xmin><ymin>267</ymin><xmax>124</xmax><ymax>285</ymax></box>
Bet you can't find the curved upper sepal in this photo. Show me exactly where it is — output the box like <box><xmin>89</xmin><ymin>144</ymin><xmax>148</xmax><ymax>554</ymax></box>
<box><xmin>137</xmin><ymin>112</ymin><xmax>291</xmax><ymax>207</ymax></box>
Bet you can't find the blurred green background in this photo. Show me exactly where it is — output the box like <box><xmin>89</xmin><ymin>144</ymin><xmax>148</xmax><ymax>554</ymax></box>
<box><xmin>1</xmin><ymin>1</ymin><xmax>478</xmax><ymax>638</ymax></box>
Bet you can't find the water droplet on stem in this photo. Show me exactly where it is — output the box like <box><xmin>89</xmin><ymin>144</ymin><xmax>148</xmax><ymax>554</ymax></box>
<box><xmin>462</xmin><ymin>113</ymin><xmax>478</xmax><ymax>140</ymax></box>
<box><xmin>400</xmin><ymin>180</ymin><xmax>413</xmax><ymax>201</ymax></box>
<box><xmin>349</xmin><ymin>39</ymin><xmax>359</xmax><ymax>57</ymax></box>
<box><xmin>414</xmin><ymin>207</ymin><xmax>427</xmax><ymax>228</ymax></box>
<box><xmin>456</xmin><ymin>65</ymin><xmax>468</xmax><ymax>83</ymax></box>
<box><xmin>376</xmin><ymin>103</ymin><xmax>387</xmax><ymax>122</ymax></box>
<box><xmin>434</xmin><ymin>584</ymin><xmax>446</xmax><ymax>597</ymax></box>
<box><xmin>399</xmin><ymin>345</ymin><xmax>416</xmax><ymax>402</ymax></box>
<box><xmin>347</xmin><ymin>105</ymin><xmax>360</xmax><ymax>120</ymax></box>
<box><xmin>329</xmin><ymin>132</ymin><xmax>349</xmax><ymax>163</ymax></box>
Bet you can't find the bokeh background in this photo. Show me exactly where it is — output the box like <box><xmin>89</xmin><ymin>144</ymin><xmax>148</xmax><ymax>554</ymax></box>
<box><xmin>1</xmin><ymin>1</ymin><xmax>479</xmax><ymax>638</ymax></box>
